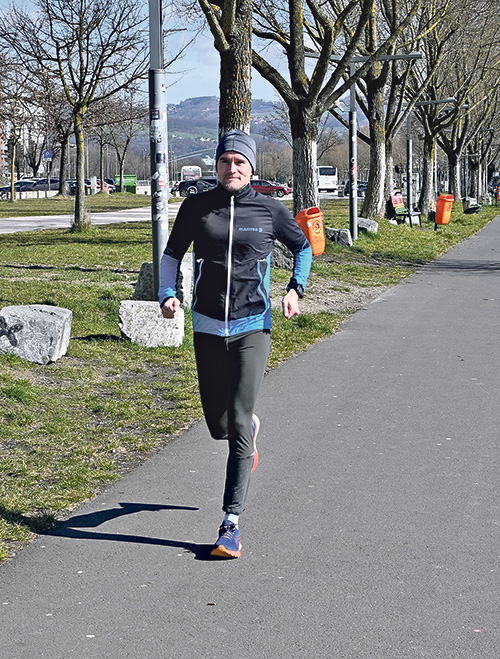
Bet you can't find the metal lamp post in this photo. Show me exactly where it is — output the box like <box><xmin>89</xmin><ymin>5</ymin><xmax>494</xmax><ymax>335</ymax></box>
<box><xmin>149</xmin><ymin>0</ymin><xmax>169</xmax><ymax>300</ymax></box>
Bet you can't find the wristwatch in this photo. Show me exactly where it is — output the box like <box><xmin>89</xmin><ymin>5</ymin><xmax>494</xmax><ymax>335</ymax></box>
<box><xmin>286</xmin><ymin>278</ymin><xmax>304</xmax><ymax>298</ymax></box>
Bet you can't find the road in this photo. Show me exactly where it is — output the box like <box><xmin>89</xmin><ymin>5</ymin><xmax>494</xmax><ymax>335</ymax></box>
<box><xmin>0</xmin><ymin>204</ymin><xmax>180</xmax><ymax>235</ymax></box>
<box><xmin>0</xmin><ymin>192</ymin><xmax>347</xmax><ymax>236</ymax></box>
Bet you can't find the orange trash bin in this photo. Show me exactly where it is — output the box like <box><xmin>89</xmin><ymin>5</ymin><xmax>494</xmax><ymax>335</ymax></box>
<box><xmin>295</xmin><ymin>207</ymin><xmax>325</xmax><ymax>255</ymax></box>
<box><xmin>435</xmin><ymin>194</ymin><xmax>454</xmax><ymax>225</ymax></box>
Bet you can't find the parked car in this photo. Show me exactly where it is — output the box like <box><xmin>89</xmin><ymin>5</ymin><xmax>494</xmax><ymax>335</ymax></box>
<box><xmin>66</xmin><ymin>178</ymin><xmax>93</xmax><ymax>195</ymax></box>
<box><xmin>31</xmin><ymin>178</ymin><xmax>60</xmax><ymax>191</ymax></box>
<box><xmin>96</xmin><ymin>178</ymin><xmax>116</xmax><ymax>193</ymax></box>
<box><xmin>178</xmin><ymin>177</ymin><xmax>217</xmax><ymax>197</ymax></box>
<box><xmin>343</xmin><ymin>180</ymin><xmax>368</xmax><ymax>196</ymax></box>
<box><xmin>0</xmin><ymin>179</ymin><xmax>37</xmax><ymax>198</ymax></box>
<box><xmin>250</xmin><ymin>179</ymin><xmax>291</xmax><ymax>197</ymax></box>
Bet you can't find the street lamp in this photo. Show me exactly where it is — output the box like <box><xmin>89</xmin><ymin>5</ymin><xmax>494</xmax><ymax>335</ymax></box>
<box><xmin>149</xmin><ymin>0</ymin><xmax>169</xmax><ymax>300</ymax></box>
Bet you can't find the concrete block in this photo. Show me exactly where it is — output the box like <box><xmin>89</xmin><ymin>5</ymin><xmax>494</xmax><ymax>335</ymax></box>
<box><xmin>134</xmin><ymin>256</ymin><xmax>193</xmax><ymax>308</ymax></box>
<box><xmin>358</xmin><ymin>217</ymin><xmax>379</xmax><ymax>233</ymax></box>
<box><xmin>0</xmin><ymin>304</ymin><xmax>72</xmax><ymax>365</ymax></box>
<box><xmin>272</xmin><ymin>240</ymin><xmax>294</xmax><ymax>269</ymax></box>
<box><xmin>119</xmin><ymin>300</ymin><xmax>184</xmax><ymax>347</ymax></box>
<box><xmin>325</xmin><ymin>227</ymin><xmax>353</xmax><ymax>247</ymax></box>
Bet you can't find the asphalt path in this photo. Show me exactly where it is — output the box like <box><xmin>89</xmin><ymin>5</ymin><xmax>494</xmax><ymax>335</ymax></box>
<box><xmin>2</xmin><ymin>216</ymin><xmax>500</xmax><ymax>657</ymax></box>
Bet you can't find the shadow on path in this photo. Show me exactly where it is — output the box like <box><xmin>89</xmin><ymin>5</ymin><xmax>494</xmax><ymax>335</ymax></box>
<box><xmin>42</xmin><ymin>502</ymin><xmax>214</xmax><ymax>561</ymax></box>
<box><xmin>424</xmin><ymin>259</ymin><xmax>500</xmax><ymax>273</ymax></box>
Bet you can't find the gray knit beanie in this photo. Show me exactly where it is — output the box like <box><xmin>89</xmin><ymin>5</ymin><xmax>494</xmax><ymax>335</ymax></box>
<box><xmin>215</xmin><ymin>129</ymin><xmax>257</xmax><ymax>173</ymax></box>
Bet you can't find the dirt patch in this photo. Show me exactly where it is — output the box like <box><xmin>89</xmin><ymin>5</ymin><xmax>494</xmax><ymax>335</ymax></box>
<box><xmin>270</xmin><ymin>274</ymin><xmax>390</xmax><ymax>315</ymax></box>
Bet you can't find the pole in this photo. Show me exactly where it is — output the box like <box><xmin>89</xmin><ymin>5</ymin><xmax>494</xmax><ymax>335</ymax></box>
<box><xmin>434</xmin><ymin>142</ymin><xmax>438</xmax><ymax>198</ymax></box>
<box><xmin>406</xmin><ymin>113</ymin><xmax>413</xmax><ymax>210</ymax></box>
<box><xmin>349</xmin><ymin>60</ymin><xmax>358</xmax><ymax>241</ymax></box>
<box><xmin>149</xmin><ymin>0</ymin><xmax>169</xmax><ymax>301</ymax></box>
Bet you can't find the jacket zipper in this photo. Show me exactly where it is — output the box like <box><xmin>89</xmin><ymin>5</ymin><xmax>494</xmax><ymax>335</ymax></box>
<box><xmin>224</xmin><ymin>196</ymin><xmax>235</xmax><ymax>336</ymax></box>
<box><xmin>193</xmin><ymin>257</ymin><xmax>203</xmax><ymax>307</ymax></box>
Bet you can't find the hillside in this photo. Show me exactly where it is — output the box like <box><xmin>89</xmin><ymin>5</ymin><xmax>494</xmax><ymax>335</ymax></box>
<box><xmin>166</xmin><ymin>96</ymin><xmax>277</xmax><ymax>157</ymax></box>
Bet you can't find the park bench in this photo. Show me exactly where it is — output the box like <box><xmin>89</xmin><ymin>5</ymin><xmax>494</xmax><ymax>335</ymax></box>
<box><xmin>387</xmin><ymin>192</ymin><xmax>422</xmax><ymax>227</ymax></box>
<box><xmin>462</xmin><ymin>197</ymin><xmax>482</xmax><ymax>214</ymax></box>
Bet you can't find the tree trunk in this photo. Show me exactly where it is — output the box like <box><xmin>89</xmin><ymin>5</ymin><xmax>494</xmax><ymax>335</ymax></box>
<box><xmin>447</xmin><ymin>153</ymin><xmax>461</xmax><ymax>201</ymax></box>
<box><xmin>418</xmin><ymin>137</ymin><xmax>435</xmax><ymax>215</ymax></box>
<box><xmin>289</xmin><ymin>104</ymin><xmax>319</xmax><ymax>215</ymax></box>
<box><xmin>118</xmin><ymin>151</ymin><xmax>125</xmax><ymax>193</ymax></box>
<box><xmin>361</xmin><ymin>139</ymin><xmax>385</xmax><ymax>218</ymax></box>
<box><xmin>218</xmin><ymin>0</ymin><xmax>252</xmax><ymax>136</ymax></box>
<box><xmin>58</xmin><ymin>134</ymin><xmax>69</xmax><ymax>196</ymax></box>
<box><xmin>468</xmin><ymin>158</ymin><xmax>479</xmax><ymax>199</ymax></box>
<box><xmin>73</xmin><ymin>113</ymin><xmax>91</xmax><ymax>230</ymax></box>
<box><xmin>9</xmin><ymin>143</ymin><xmax>17</xmax><ymax>202</ymax></box>
<box><xmin>384</xmin><ymin>137</ymin><xmax>394</xmax><ymax>199</ymax></box>
<box><xmin>292</xmin><ymin>136</ymin><xmax>318</xmax><ymax>216</ymax></box>
<box><xmin>99</xmin><ymin>139</ymin><xmax>105</xmax><ymax>194</ymax></box>
<box><xmin>361</xmin><ymin>86</ymin><xmax>386</xmax><ymax>218</ymax></box>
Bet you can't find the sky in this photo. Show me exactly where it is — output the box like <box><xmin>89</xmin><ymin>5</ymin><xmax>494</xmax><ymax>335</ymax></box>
<box><xmin>164</xmin><ymin>27</ymin><xmax>280</xmax><ymax>106</ymax></box>
<box><xmin>0</xmin><ymin>0</ymin><xmax>280</xmax><ymax>106</ymax></box>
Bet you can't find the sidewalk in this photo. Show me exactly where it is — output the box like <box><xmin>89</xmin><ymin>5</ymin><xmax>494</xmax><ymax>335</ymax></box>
<box><xmin>1</xmin><ymin>217</ymin><xmax>500</xmax><ymax>658</ymax></box>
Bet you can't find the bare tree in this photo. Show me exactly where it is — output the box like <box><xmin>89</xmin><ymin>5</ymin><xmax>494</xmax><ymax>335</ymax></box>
<box><xmin>408</xmin><ymin>0</ymin><xmax>500</xmax><ymax>212</ymax></box>
<box><xmin>0</xmin><ymin>66</ymin><xmax>30</xmax><ymax>200</ymax></box>
<box><xmin>106</xmin><ymin>93</ymin><xmax>148</xmax><ymax>192</ymax></box>
<box><xmin>33</xmin><ymin>72</ymin><xmax>74</xmax><ymax>195</ymax></box>
<box><xmin>1</xmin><ymin>0</ymin><xmax>149</xmax><ymax>229</ymax></box>
<box><xmin>251</xmin><ymin>0</ymin><xmax>428</xmax><ymax>214</ymax></box>
<box><xmin>263</xmin><ymin>99</ymin><xmax>340</xmax><ymax>161</ymax></box>
<box><xmin>310</xmin><ymin>0</ymin><xmax>441</xmax><ymax>217</ymax></box>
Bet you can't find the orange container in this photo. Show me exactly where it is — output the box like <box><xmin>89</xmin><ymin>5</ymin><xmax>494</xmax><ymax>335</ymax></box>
<box><xmin>497</xmin><ymin>186</ymin><xmax>500</xmax><ymax>201</ymax></box>
<box><xmin>295</xmin><ymin>207</ymin><xmax>325</xmax><ymax>255</ymax></box>
<box><xmin>435</xmin><ymin>194</ymin><xmax>454</xmax><ymax>225</ymax></box>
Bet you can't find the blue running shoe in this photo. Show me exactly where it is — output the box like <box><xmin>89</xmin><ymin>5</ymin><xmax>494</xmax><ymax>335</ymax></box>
<box><xmin>210</xmin><ymin>522</ymin><xmax>242</xmax><ymax>558</ymax></box>
<box><xmin>251</xmin><ymin>414</ymin><xmax>260</xmax><ymax>473</ymax></box>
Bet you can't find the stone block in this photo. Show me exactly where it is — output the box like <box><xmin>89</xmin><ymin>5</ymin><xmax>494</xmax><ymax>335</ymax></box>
<box><xmin>133</xmin><ymin>262</ymin><xmax>154</xmax><ymax>301</ymax></box>
<box><xmin>325</xmin><ymin>227</ymin><xmax>353</xmax><ymax>247</ymax></box>
<box><xmin>134</xmin><ymin>256</ymin><xmax>193</xmax><ymax>308</ymax></box>
<box><xmin>357</xmin><ymin>217</ymin><xmax>379</xmax><ymax>233</ymax></box>
<box><xmin>119</xmin><ymin>300</ymin><xmax>184</xmax><ymax>347</ymax></box>
<box><xmin>178</xmin><ymin>253</ymin><xmax>194</xmax><ymax>308</ymax></box>
<box><xmin>0</xmin><ymin>304</ymin><xmax>72</xmax><ymax>365</ymax></box>
<box><xmin>272</xmin><ymin>240</ymin><xmax>294</xmax><ymax>269</ymax></box>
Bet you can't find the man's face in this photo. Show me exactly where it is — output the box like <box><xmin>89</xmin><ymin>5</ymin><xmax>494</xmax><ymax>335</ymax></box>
<box><xmin>217</xmin><ymin>151</ymin><xmax>252</xmax><ymax>193</ymax></box>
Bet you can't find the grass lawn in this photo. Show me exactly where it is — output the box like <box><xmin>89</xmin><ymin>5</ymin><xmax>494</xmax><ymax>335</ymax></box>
<box><xmin>0</xmin><ymin>197</ymin><xmax>499</xmax><ymax>561</ymax></box>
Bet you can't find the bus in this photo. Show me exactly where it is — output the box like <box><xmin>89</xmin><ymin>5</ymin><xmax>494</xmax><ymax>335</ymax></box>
<box><xmin>181</xmin><ymin>165</ymin><xmax>202</xmax><ymax>181</ymax></box>
<box><xmin>316</xmin><ymin>166</ymin><xmax>338</xmax><ymax>192</ymax></box>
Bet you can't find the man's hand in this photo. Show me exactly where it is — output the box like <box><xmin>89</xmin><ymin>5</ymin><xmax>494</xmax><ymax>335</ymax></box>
<box><xmin>161</xmin><ymin>297</ymin><xmax>181</xmax><ymax>319</ymax></box>
<box><xmin>282</xmin><ymin>289</ymin><xmax>300</xmax><ymax>319</ymax></box>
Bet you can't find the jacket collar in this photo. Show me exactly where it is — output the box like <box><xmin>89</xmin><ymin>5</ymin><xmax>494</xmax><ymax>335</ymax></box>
<box><xmin>216</xmin><ymin>182</ymin><xmax>254</xmax><ymax>201</ymax></box>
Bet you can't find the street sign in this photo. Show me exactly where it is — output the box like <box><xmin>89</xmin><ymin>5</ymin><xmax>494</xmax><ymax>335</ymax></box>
<box><xmin>43</xmin><ymin>150</ymin><xmax>52</xmax><ymax>161</ymax></box>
